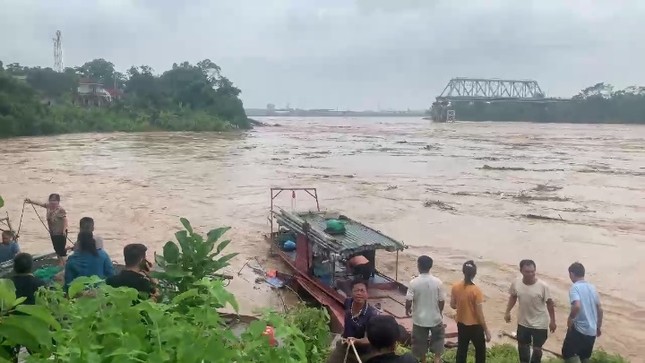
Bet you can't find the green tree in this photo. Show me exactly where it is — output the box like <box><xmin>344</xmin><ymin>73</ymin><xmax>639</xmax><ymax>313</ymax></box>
<box><xmin>26</xmin><ymin>67</ymin><xmax>78</xmax><ymax>98</ymax></box>
<box><xmin>1</xmin><ymin>57</ymin><xmax>253</xmax><ymax>137</ymax></box>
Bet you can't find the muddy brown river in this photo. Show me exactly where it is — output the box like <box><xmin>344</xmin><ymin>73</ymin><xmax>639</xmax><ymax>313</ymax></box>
<box><xmin>1</xmin><ymin>117</ymin><xmax>644</xmax><ymax>359</ymax></box>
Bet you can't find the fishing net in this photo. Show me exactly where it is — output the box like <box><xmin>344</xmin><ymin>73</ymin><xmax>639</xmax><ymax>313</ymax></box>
<box><xmin>34</xmin><ymin>266</ymin><xmax>63</xmax><ymax>282</ymax></box>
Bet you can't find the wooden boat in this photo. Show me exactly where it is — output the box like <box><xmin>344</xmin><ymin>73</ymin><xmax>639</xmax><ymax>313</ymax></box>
<box><xmin>1</xmin><ymin>252</ymin><xmax>60</xmax><ymax>277</ymax></box>
<box><xmin>265</xmin><ymin>187</ymin><xmax>458</xmax><ymax>345</ymax></box>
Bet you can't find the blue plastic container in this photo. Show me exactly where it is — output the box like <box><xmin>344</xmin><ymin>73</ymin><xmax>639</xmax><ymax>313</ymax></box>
<box><xmin>282</xmin><ymin>240</ymin><xmax>296</xmax><ymax>252</ymax></box>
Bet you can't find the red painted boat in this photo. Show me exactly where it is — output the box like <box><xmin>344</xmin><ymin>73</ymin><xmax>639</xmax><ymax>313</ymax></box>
<box><xmin>265</xmin><ymin>187</ymin><xmax>457</xmax><ymax>345</ymax></box>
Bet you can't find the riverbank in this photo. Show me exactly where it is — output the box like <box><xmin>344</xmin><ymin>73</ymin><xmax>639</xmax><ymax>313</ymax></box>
<box><xmin>0</xmin><ymin>58</ymin><xmax>251</xmax><ymax>138</ymax></box>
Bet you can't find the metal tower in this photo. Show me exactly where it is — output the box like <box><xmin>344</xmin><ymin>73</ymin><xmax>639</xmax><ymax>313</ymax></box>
<box><xmin>53</xmin><ymin>30</ymin><xmax>63</xmax><ymax>72</ymax></box>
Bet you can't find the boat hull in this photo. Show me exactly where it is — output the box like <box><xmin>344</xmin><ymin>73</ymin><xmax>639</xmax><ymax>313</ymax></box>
<box><xmin>266</xmin><ymin>233</ymin><xmax>458</xmax><ymax>344</ymax></box>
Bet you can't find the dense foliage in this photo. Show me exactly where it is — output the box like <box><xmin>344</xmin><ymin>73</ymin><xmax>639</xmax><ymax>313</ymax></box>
<box><xmin>0</xmin><ymin>201</ymin><xmax>330</xmax><ymax>362</ymax></box>
<box><xmin>0</xmin><ymin>58</ymin><xmax>250</xmax><ymax>138</ymax></box>
<box><xmin>450</xmin><ymin>83</ymin><xmax>645</xmax><ymax>123</ymax></box>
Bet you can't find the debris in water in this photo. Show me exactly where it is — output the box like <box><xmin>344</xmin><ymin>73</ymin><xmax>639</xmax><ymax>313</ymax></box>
<box><xmin>533</xmin><ymin>184</ymin><xmax>562</xmax><ymax>192</ymax></box>
<box><xmin>423</xmin><ymin>200</ymin><xmax>456</xmax><ymax>211</ymax></box>
<box><xmin>480</xmin><ymin>165</ymin><xmax>526</xmax><ymax>171</ymax></box>
<box><xmin>386</xmin><ymin>185</ymin><xmax>398</xmax><ymax>190</ymax></box>
<box><xmin>475</xmin><ymin>156</ymin><xmax>500</xmax><ymax>161</ymax></box>
<box><xmin>395</xmin><ymin>140</ymin><xmax>408</xmax><ymax>144</ymax></box>
<box><xmin>513</xmin><ymin>191</ymin><xmax>570</xmax><ymax>202</ymax></box>
<box><xmin>521</xmin><ymin>214</ymin><xmax>565</xmax><ymax>222</ymax></box>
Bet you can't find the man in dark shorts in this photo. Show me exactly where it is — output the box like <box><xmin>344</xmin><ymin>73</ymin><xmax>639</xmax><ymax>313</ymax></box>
<box><xmin>106</xmin><ymin>243</ymin><xmax>157</xmax><ymax>300</ymax></box>
<box><xmin>364</xmin><ymin>315</ymin><xmax>417</xmax><ymax>363</ymax></box>
<box><xmin>562</xmin><ymin>262</ymin><xmax>602</xmax><ymax>363</ymax></box>
<box><xmin>504</xmin><ymin>260</ymin><xmax>556</xmax><ymax>363</ymax></box>
<box><xmin>25</xmin><ymin>194</ymin><xmax>68</xmax><ymax>265</ymax></box>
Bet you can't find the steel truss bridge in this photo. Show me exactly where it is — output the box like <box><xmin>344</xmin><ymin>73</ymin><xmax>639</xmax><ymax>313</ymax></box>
<box><xmin>431</xmin><ymin>77</ymin><xmax>570</xmax><ymax>122</ymax></box>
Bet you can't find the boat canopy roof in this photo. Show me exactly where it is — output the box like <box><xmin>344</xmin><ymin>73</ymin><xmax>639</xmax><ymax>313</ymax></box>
<box><xmin>274</xmin><ymin>209</ymin><xmax>407</xmax><ymax>257</ymax></box>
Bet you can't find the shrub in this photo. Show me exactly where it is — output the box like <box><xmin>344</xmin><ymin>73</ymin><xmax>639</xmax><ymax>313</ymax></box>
<box><xmin>0</xmin><ymin>209</ymin><xmax>314</xmax><ymax>362</ymax></box>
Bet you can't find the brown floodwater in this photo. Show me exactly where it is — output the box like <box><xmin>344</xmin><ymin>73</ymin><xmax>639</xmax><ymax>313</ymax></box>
<box><xmin>1</xmin><ymin>117</ymin><xmax>644</xmax><ymax>358</ymax></box>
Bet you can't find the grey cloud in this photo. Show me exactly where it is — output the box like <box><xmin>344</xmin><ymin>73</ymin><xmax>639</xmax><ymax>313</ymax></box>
<box><xmin>1</xmin><ymin>0</ymin><xmax>644</xmax><ymax>109</ymax></box>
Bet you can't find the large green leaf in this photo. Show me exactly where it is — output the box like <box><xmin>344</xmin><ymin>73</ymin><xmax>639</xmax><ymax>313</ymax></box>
<box><xmin>162</xmin><ymin>241</ymin><xmax>180</xmax><ymax>264</ymax></box>
<box><xmin>0</xmin><ymin>195</ymin><xmax>4</xmax><ymax>209</ymax></box>
<box><xmin>180</xmin><ymin>217</ymin><xmax>193</xmax><ymax>234</ymax></box>
<box><xmin>1</xmin><ymin>315</ymin><xmax>53</xmax><ymax>349</ymax></box>
<box><xmin>175</xmin><ymin>230</ymin><xmax>193</xmax><ymax>256</ymax></box>
<box><xmin>215</xmin><ymin>239</ymin><xmax>231</xmax><ymax>255</ymax></box>
<box><xmin>171</xmin><ymin>288</ymin><xmax>200</xmax><ymax>305</ymax></box>
<box><xmin>0</xmin><ymin>323</ymin><xmax>39</xmax><ymax>351</ymax></box>
<box><xmin>14</xmin><ymin>304</ymin><xmax>62</xmax><ymax>330</ymax></box>
<box><xmin>206</xmin><ymin>226</ymin><xmax>231</xmax><ymax>243</ymax></box>
<box><xmin>67</xmin><ymin>277</ymin><xmax>90</xmax><ymax>298</ymax></box>
<box><xmin>0</xmin><ymin>279</ymin><xmax>17</xmax><ymax>311</ymax></box>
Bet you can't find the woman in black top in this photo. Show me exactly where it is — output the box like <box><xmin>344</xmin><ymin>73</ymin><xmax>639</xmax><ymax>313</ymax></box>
<box><xmin>11</xmin><ymin>253</ymin><xmax>46</xmax><ymax>305</ymax></box>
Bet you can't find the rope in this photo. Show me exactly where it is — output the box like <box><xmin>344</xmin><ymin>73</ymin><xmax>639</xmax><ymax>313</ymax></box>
<box><xmin>15</xmin><ymin>201</ymin><xmax>26</xmax><ymax>238</ymax></box>
<box><xmin>31</xmin><ymin>204</ymin><xmax>50</xmax><ymax>235</ymax></box>
<box><xmin>342</xmin><ymin>339</ymin><xmax>362</xmax><ymax>363</ymax></box>
<box><xmin>30</xmin><ymin>204</ymin><xmax>74</xmax><ymax>246</ymax></box>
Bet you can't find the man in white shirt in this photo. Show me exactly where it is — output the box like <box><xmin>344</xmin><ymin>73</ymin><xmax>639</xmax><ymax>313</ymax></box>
<box><xmin>405</xmin><ymin>255</ymin><xmax>445</xmax><ymax>363</ymax></box>
<box><xmin>504</xmin><ymin>259</ymin><xmax>556</xmax><ymax>363</ymax></box>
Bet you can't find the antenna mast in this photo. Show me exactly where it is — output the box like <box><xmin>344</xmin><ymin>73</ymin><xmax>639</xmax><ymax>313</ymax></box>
<box><xmin>53</xmin><ymin>30</ymin><xmax>63</xmax><ymax>72</ymax></box>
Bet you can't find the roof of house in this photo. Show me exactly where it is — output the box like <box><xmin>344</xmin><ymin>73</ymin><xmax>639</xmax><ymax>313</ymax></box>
<box><xmin>275</xmin><ymin>210</ymin><xmax>407</xmax><ymax>257</ymax></box>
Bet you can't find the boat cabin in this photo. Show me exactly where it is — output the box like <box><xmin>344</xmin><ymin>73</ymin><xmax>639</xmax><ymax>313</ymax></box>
<box><xmin>272</xmin><ymin>208</ymin><xmax>407</xmax><ymax>297</ymax></box>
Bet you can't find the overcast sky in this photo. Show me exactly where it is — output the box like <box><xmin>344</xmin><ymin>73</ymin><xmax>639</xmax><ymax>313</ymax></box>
<box><xmin>1</xmin><ymin>0</ymin><xmax>644</xmax><ymax>110</ymax></box>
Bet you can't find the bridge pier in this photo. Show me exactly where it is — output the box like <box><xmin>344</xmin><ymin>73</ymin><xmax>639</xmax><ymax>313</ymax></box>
<box><xmin>430</xmin><ymin>101</ymin><xmax>455</xmax><ymax>122</ymax></box>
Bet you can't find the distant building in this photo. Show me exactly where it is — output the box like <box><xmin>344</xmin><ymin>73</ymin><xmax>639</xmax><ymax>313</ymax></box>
<box><xmin>11</xmin><ymin>75</ymin><xmax>27</xmax><ymax>82</ymax></box>
<box><xmin>75</xmin><ymin>78</ymin><xmax>112</xmax><ymax>107</ymax></box>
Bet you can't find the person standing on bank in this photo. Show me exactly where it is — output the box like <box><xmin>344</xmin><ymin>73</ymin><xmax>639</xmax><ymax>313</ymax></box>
<box><xmin>561</xmin><ymin>262</ymin><xmax>603</xmax><ymax>363</ymax></box>
<box><xmin>25</xmin><ymin>194</ymin><xmax>68</xmax><ymax>266</ymax></box>
<box><xmin>405</xmin><ymin>255</ymin><xmax>445</xmax><ymax>363</ymax></box>
<box><xmin>504</xmin><ymin>259</ymin><xmax>556</xmax><ymax>363</ymax></box>
<box><xmin>451</xmin><ymin>260</ymin><xmax>491</xmax><ymax>363</ymax></box>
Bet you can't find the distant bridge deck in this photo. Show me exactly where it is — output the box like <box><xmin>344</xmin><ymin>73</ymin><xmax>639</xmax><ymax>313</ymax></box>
<box><xmin>435</xmin><ymin>78</ymin><xmax>571</xmax><ymax>103</ymax></box>
<box><xmin>435</xmin><ymin>96</ymin><xmax>571</xmax><ymax>103</ymax></box>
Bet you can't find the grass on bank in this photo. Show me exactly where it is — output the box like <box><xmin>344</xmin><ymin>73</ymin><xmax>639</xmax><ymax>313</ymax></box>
<box><xmin>396</xmin><ymin>343</ymin><xmax>628</xmax><ymax>363</ymax></box>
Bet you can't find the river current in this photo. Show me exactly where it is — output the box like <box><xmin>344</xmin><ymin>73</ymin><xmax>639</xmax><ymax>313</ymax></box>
<box><xmin>1</xmin><ymin>117</ymin><xmax>644</xmax><ymax>358</ymax></box>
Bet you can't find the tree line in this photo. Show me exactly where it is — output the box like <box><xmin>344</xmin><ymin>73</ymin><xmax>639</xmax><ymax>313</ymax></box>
<box><xmin>450</xmin><ymin>83</ymin><xmax>645</xmax><ymax>123</ymax></box>
<box><xmin>0</xmin><ymin>58</ymin><xmax>251</xmax><ymax>138</ymax></box>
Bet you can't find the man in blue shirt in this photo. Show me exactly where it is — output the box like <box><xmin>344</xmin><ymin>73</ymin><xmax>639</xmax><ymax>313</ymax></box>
<box><xmin>0</xmin><ymin>231</ymin><xmax>20</xmax><ymax>264</ymax></box>
<box><xmin>562</xmin><ymin>262</ymin><xmax>603</xmax><ymax>363</ymax></box>
<box><xmin>326</xmin><ymin>279</ymin><xmax>379</xmax><ymax>363</ymax></box>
